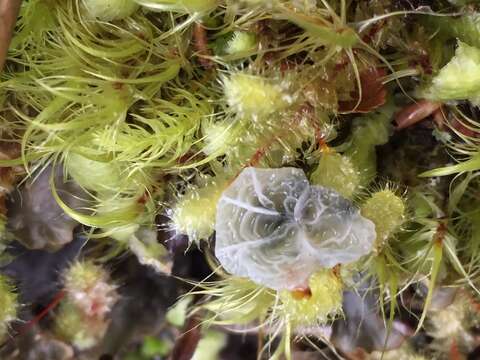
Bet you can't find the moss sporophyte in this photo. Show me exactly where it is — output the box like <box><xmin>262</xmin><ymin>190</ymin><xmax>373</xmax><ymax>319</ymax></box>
<box><xmin>3</xmin><ymin>0</ymin><xmax>480</xmax><ymax>358</ymax></box>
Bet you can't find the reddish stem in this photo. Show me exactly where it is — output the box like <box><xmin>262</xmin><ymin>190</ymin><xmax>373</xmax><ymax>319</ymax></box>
<box><xmin>17</xmin><ymin>290</ymin><xmax>66</xmax><ymax>337</ymax></box>
<box><xmin>449</xmin><ymin>339</ymin><xmax>462</xmax><ymax>360</ymax></box>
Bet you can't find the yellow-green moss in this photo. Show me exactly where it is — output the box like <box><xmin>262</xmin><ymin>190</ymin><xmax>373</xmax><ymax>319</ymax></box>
<box><xmin>361</xmin><ymin>189</ymin><xmax>406</xmax><ymax>248</ymax></box>
<box><xmin>0</xmin><ymin>275</ymin><xmax>17</xmax><ymax>339</ymax></box>
<box><xmin>223</xmin><ymin>73</ymin><xmax>293</xmax><ymax>119</ymax></box>
<box><xmin>225</xmin><ymin>32</ymin><xmax>257</xmax><ymax>55</ymax></box>
<box><xmin>310</xmin><ymin>152</ymin><xmax>360</xmax><ymax>198</ymax></box>
<box><xmin>280</xmin><ymin>270</ymin><xmax>343</xmax><ymax>326</ymax></box>
<box><xmin>55</xmin><ymin>301</ymin><xmax>107</xmax><ymax>350</ymax></box>
<box><xmin>171</xmin><ymin>178</ymin><xmax>228</xmax><ymax>242</ymax></box>
<box><xmin>64</xmin><ymin>261</ymin><xmax>106</xmax><ymax>291</ymax></box>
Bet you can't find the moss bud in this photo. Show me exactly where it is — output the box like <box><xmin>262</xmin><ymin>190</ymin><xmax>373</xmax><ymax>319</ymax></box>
<box><xmin>225</xmin><ymin>31</ymin><xmax>257</xmax><ymax>55</ymax></box>
<box><xmin>361</xmin><ymin>189</ymin><xmax>406</xmax><ymax>248</ymax></box>
<box><xmin>171</xmin><ymin>177</ymin><xmax>228</xmax><ymax>242</ymax></box>
<box><xmin>310</xmin><ymin>152</ymin><xmax>360</xmax><ymax>199</ymax></box>
<box><xmin>223</xmin><ymin>72</ymin><xmax>294</xmax><ymax>120</ymax></box>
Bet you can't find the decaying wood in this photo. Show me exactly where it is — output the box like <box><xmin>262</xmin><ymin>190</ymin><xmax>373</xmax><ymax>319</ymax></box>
<box><xmin>0</xmin><ymin>0</ymin><xmax>21</xmax><ymax>72</ymax></box>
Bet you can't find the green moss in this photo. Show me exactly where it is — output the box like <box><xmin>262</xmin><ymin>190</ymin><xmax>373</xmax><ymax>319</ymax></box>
<box><xmin>55</xmin><ymin>301</ymin><xmax>105</xmax><ymax>350</ymax></box>
<box><xmin>197</xmin><ymin>277</ymin><xmax>275</xmax><ymax>326</ymax></box>
<box><xmin>63</xmin><ymin>261</ymin><xmax>107</xmax><ymax>292</ymax></box>
<box><xmin>310</xmin><ymin>152</ymin><xmax>360</xmax><ymax>198</ymax></box>
<box><xmin>425</xmin><ymin>13</ymin><xmax>480</xmax><ymax>49</ymax></box>
<box><xmin>222</xmin><ymin>72</ymin><xmax>294</xmax><ymax>119</ymax></box>
<box><xmin>10</xmin><ymin>0</ymin><xmax>58</xmax><ymax>49</ymax></box>
<box><xmin>82</xmin><ymin>0</ymin><xmax>139</xmax><ymax>21</ymax></box>
<box><xmin>280</xmin><ymin>11</ymin><xmax>358</xmax><ymax>48</ymax></box>
<box><xmin>0</xmin><ymin>275</ymin><xmax>17</xmax><ymax>339</ymax></box>
<box><xmin>345</xmin><ymin>103</ymin><xmax>395</xmax><ymax>186</ymax></box>
<box><xmin>424</xmin><ymin>41</ymin><xmax>480</xmax><ymax>104</ymax></box>
<box><xmin>361</xmin><ymin>189</ymin><xmax>406</xmax><ymax>248</ymax></box>
<box><xmin>191</xmin><ymin>330</ymin><xmax>227</xmax><ymax>360</ymax></box>
<box><xmin>171</xmin><ymin>177</ymin><xmax>228</xmax><ymax>242</ymax></box>
<box><xmin>166</xmin><ymin>296</ymin><xmax>192</xmax><ymax>327</ymax></box>
<box><xmin>136</xmin><ymin>0</ymin><xmax>218</xmax><ymax>14</ymax></box>
<box><xmin>224</xmin><ymin>31</ymin><xmax>257</xmax><ymax>55</ymax></box>
<box><xmin>279</xmin><ymin>270</ymin><xmax>343</xmax><ymax>326</ymax></box>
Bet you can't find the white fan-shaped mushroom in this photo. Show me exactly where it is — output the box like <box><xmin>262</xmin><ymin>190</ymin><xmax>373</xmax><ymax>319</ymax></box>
<box><xmin>215</xmin><ymin>167</ymin><xmax>376</xmax><ymax>290</ymax></box>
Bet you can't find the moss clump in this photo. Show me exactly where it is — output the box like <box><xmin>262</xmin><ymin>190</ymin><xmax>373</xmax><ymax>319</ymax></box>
<box><xmin>361</xmin><ymin>189</ymin><xmax>406</xmax><ymax>248</ymax></box>
<box><xmin>280</xmin><ymin>270</ymin><xmax>343</xmax><ymax>326</ymax></box>
<box><xmin>425</xmin><ymin>41</ymin><xmax>480</xmax><ymax>105</ymax></box>
<box><xmin>225</xmin><ymin>31</ymin><xmax>257</xmax><ymax>55</ymax></box>
<box><xmin>57</xmin><ymin>261</ymin><xmax>118</xmax><ymax>349</ymax></box>
<box><xmin>171</xmin><ymin>177</ymin><xmax>228</xmax><ymax>242</ymax></box>
<box><xmin>425</xmin><ymin>13</ymin><xmax>480</xmax><ymax>49</ymax></box>
<box><xmin>197</xmin><ymin>277</ymin><xmax>275</xmax><ymax>326</ymax></box>
<box><xmin>222</xmin><ymin>72</ymin><xmax>294</xmax><ymax>119</ymax></box>
<box><xmin>0</xmin><ymin>275</ymin><xmax>17</xmax><ymax>339</ymax></box>
<box><xmin>64</xmin><ymin>261</ymin><xmax>105</xmax><ymax>291</ymax></box>
<box><xmin>63</xmin><ymin>261</ymin><xmax>117</xmax><ymax>318</ymax></box>
<box><xmin>310</xmin><ymin>152</ymin><xmax>360</xmax><ymax>199</ymax></box>
<box><xmin>55</xmin><ymin>301</ymin><xmax>108</xmax><ymax>350</ymax></box>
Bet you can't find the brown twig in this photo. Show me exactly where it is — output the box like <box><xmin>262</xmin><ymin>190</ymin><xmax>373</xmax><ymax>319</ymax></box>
<box><xmin>0</xmin><ymin>0</ymin><xmax>21</xmax><ymax>72</ymax></box>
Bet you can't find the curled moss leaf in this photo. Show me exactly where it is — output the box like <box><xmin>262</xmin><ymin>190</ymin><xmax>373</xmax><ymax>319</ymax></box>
<box><xmin>129</xmin><ymin>227</ymin><xmax>172</xmax><ymax>274</ymax></box>
<box><xmin>82</xmin><ymin>0</ymin><xmax>139</xmax><ymax>21</ymax></box>
<box><xmin>166</xmin><ymin>295</ymin><xmax>192</xmax><ymax>327</ymax></box>
<box><xmin>193</xmin><ymin>277</ymin><xmax>275</xmax><ymax>326</ymax></box>
<box><xmin>278</xmin><ymin>8</ymin><xmax>358</xmax><ymax>48</ymax></box>
<box><xmin>135</xmin><ymin>0</ymin><xmax>218</xmax><ymax>14</ymax></box>
<box><xmin>215</xmin><ymin>167</ymin><xmax>376</xmax><ymax>290</ymax></box>
<box><xmin>65</xmin><ymin>153</ymin><xmax>131</xmax><ymax>194</ymax></box>
<box><xmin>10</xmin><ymin>0</ymin><xmax>57</xmax><ymax>50</ymax></box>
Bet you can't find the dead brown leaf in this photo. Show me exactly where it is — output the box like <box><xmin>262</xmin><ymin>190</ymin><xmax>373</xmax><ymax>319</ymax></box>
<box><xmin>338</xmin><ymin>68</ymin><xmax>387</xmax><ymax>113</ymax></box>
